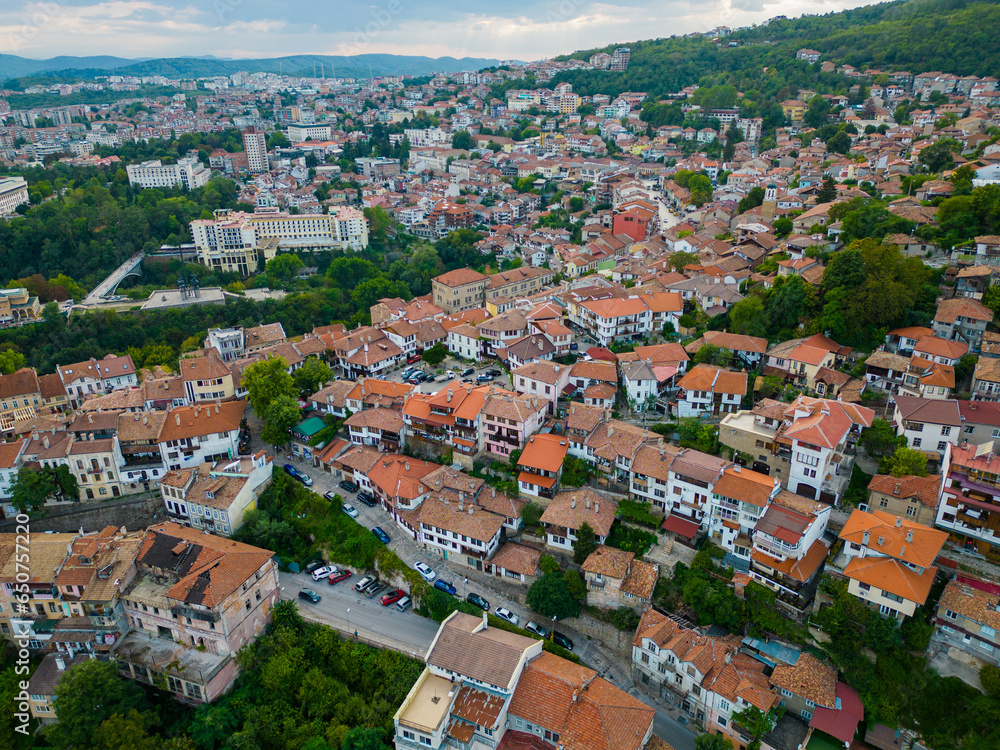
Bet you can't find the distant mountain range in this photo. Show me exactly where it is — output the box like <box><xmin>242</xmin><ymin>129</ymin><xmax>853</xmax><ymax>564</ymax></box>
<box><xmin>0</xmin><ymin>53</ymin><xmax>505</xmax><ymax>82</ymax></box>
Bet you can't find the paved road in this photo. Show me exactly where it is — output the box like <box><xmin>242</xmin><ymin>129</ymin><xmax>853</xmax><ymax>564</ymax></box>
<box><xmin>281</xmin><ymin>569</ymin><xmax>438</xmax><ymax>658</ymax></box>
<box><xmin>291</xmin><ymin>460</ymin><xmax>696</xmax><ymax>750</ymax></box>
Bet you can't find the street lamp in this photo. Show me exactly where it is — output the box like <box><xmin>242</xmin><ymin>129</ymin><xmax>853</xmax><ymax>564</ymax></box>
<box><xmin>346</xmin><ymin>608</ymin><xmax>351</xmax><ymax>633</ymax></box>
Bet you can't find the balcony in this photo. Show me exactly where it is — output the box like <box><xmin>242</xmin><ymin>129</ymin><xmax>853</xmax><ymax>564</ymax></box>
<box><xmin>170</xmin><ymin>604</ymin><xmax>220</xmax><ymax>623</ymax></box>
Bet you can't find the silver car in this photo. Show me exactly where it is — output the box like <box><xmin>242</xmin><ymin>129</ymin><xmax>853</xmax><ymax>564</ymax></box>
<box><xmin>494</xmin><ymin>607</ymin><xmax>520</xmax><ymax>626</ymax></box>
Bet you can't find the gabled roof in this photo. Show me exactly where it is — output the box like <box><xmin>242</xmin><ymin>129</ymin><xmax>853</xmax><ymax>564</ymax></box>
<box><xmin>426</xmin><ymin>612</ymin><xmax>536</xmax><ymax>690</ymax></box>
<box><xmin>158</xmin><ymin>401</ymin><xmax>245</xmax><ymax>442</ymax></box>
<box><xmin>839</xmin><ymin>508</ymin><xmax>946</xmax><ymax>569</ymax></box>
<box><xmin>892</xmin><ymin>395</ymin><xmax>962</xmax><ymax>426</ymax></box>
<box><xmin>867</xmin><ymin>474</ymin><xmax>941</xmax><ymax>509</ymax></box>
<box><xmin>518</xmin><ymin>433</ymin><xmax>570</xmax><ymax>474</ymax></box>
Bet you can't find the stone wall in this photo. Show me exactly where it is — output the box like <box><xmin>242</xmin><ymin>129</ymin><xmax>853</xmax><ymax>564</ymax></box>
<box><xmin>0</xmin><ymin>493</ymin><xmax>165</xmax><ymax>534</ymax></box>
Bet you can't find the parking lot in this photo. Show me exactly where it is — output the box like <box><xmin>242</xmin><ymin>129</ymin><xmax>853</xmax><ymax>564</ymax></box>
<box><xmin>380</xmin><ymin>356</ymin><xmax>512</xmax><ymax>393</ymax></box>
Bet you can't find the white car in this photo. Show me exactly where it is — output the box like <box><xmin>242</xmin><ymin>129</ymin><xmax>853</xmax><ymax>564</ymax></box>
<box><xmin>525</xmin><ymin>621</ymin><xmax>548</xmax><ymax>638</ymax></box>
<box><xmin>342</xmin><ymin>504</ymin><xmax>359</xmax><ymax>518</ymax></box>
<box><xmin>494</xmin><ymin>607</ymin><xmax>520</xmax><ymax>626</ymax></box>
<box><xmin>311</xmin><ymin>566</ymin><xmax>337</xmax><ymax>581</ymax></box>
<box><xmin>414</xmin><ymin>561</ymin><xmax>437</xmax><ymax>582</ymax></box>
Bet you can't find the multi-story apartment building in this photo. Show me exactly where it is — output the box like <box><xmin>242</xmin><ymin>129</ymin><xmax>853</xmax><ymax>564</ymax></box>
<box><xmin>510</xmin><ymin>361</ymin><xmax>569</xmax><ymax>414</ymax></box>
<box><xmin>938</xmin><ymin>441</ymin><xmax>1000</xmax><ymax>553</ymax></box>
<box><xmin>417</xmin><ymin>494</ymin><xmax>506</xmax><ymax>569</ymax></box>
<box><xmin>403</xmin><ymin>381</ymin><xmax>489</xmax><ymax>462</ymax></box>
<box><xmin>115</xmin><ymin>522</ymin><xmax>279</xmax><ymax>704</ymax></box>
<box><xmin>481</xmin><ymin>391</ymin><xmax>547</xmax><ymax>459</ymax></box>
<box><xmin>191</xmin><ymin>208</ymin><xmax>369</xmax><ymax>275</ymax></box>
<box><xmin>580</xmin><ymin>296</ymin><xmax>652</xmax><ymax>346</ymax></box>
<box><xmin>180</xmin><ymin>351</ymin><xmax>236</xmax><ymax>403</ymax></box>
<box><xmin>157</xmin><ymin>401</ymin><xmax>245</xmax><ymax>471</ymax></box>
<box><xmin>242</xmin><ymin>126</ymin><xmax>268</xmax><ymax>174</ymax></box>
<box><xmin>892</xmin><ymin>396</ymin><xmax>962</xmax><ymax>461</ymax></box>
<box><xmin>394</xmin><ymin>612</ymin><xmax>656</xmax><ymax>750</ymax></box>
<box><xmin>708</xmin><ymin>465</ymin><xmax>782</xmax><ymax>567</ymax></box>
<box><xmin>57</xmin><ymin>354</ymin><xmax>138</xmax><ymax>408</ymax></box>
<box><xmin>932</xmin><ymin>297</ymin><xmax>992</xmax><ymax>351</ymax></box>
<box><xmin>431</xmin><ymin>268</ymin><xmax>489</xmax><ymax>312</ymax></box>
<box><xmin>0</xmin><ymin>176</ymin><xmax>29</xmax><ymax>214</ymax></box>
<box><xmin>516</xmin><ymin>432</ymin><xmax>568</xmax><ymax>499</ymax></box>
<box><xmin>934</xmin><ymin>574</ymin><xmax>1000</xmax><ymax>667</ymax></box>
<box><xmin>749</xmin><ymin>491</ymin><xmax>832</xmax><ymax>616</ymax></box>
<box><xmin>486</xmin><ymin>266</ymin><xmax>554</xmax><ymax>301</ymax></box>
<box><xmin>838</xmin><ymin>508</ymin><xmax>946</xmax><ymax>620</ymax></box>
<box><xmin>160</xmin><ymin>453</ymin><xmax>272</xmax><ymax>536</ymax></box>
<box><xmin>0</xmin><ymin>287</ymin><xmax>41</xmax><ymax>326</ymax></box>
<box><xmin>204</xmin><ymin>327</ymin><xmax>246</xmax><ymax>362</ymax></box>
<box><xmin>674</xmin><ymin>365</ymin><xmax>748</xmax><ymax>418</ymax></box>
<box><xmin>287</xmin><ymin>123</ymin><xmax>333</xmax><ymax>142</ymax></box>
<box><xmin>0</xmin><ymin>368</ymin><xmax>43</xmax><ymax>432</ymax></box>
<box><xmin>126</xmin><ymin>156</ymin><xmax>210</xmax><ymax>190</ymax></box>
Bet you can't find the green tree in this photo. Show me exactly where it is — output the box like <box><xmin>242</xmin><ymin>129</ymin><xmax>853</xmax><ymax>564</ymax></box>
<box><xmin>773</xmin><ymin>217</ymin><xmax>793</xmax><ymax>237</ymax></box>
<box><xmin>884</xmin><ymin>446</ymin><xmax>929</xmax><ymax>477</ymax></box>
<box><xmin>731</xmin><ymin>706</ymin><xmax>784</xmax><ymax>750</ymax></box>
<box><xmin>242</xmin><ymin>356</ymin><xmax>296</xmax><ymax>417</ymax></box>
<box><xmin>981</xmin><ymin>664</ymin><xmax>1000</xmax><ymax>698</ymax></box>
<box><xmin>539</xmin><ymin>554</ymin><xmax>561</xmax><ymax>575</ymax></box>
<box><xmin>0</xmin><ymin>349</ymin><xmax>26</xmax><ymax>375</ymax></box>
<box><xmin>728</xmin><ymin>296</ymin><xmax>768</xmax><ymax>338</ymax></box>
<box><xmin>669</xmin><ymin>251</ymin><xmax>699</xmax><ymax>273</ymax></box>
<box><xmin>10</xmin><ymin>465</ymin><xmax>76</xmax><ymax>512</ymax></box>
<box><xmin>694</xmin><ymin>733</ymin><xmax>734</xmax><ymax>750</ymax></box>
<box><xmin>693</xmin><ymin>344</ymin><xmax>732</xmax><ymax>367</ymax></box>
<box><xmin>561</xmin><ymin>455</ymin><xmax>591</xmax><ymax>487</ymax></box>
<box><xmin>265</xmin><ymin>253</ymin><xmax>304</xmax><ymax>287</ymax></box>
<box><xmin>861</xmin><ymin>418</ymin><xmax>903</xmax><ymax>458</ymax></box>
<box><xmin>422</xmin><ymin>342</ymin><xmax>448</xmax><ymax>366</ymax></box>
<box><xmin>526</xmin><ymin>572</ymin><xmax>581</xmax><ymax>619</ymax></box>
<box><xmin>738</xmin><ymin>187</ymin><xmax>765</xmax><ymax>215</ymax></box>
<box><xmin>260</xmin><ymin>395</ymin><xmax>301</xmax><ymax>448</ymax></box>
<box><xmin>816</xmin><ymin>176</ymin><xmax>838</xmax><ymax>204</ymax></box>
<box><xmin>573</xmin><ymin>521</ymin><xmax>599</xmax><ymax>565</ymax></box>
<box><xmin>266</xmin><ymin>131</ymin><xmax>290</xmax><ymax>150</ymax></box>
<box><xmin>293</xmin><ymin>357</ymin><xmax>333</xmax><ymax>395</ymax></box>
<box><xmin>47</xmin><ymin>659</ymin><xmax>150</xmax><ymax>750</ymax></box>
<box><xmin>688</xmin><ymin>174</ymin><xmax>713</xmax><ymax>207</ymax></box>
<box><xmin>451</xmin><ymin>131</ymin><xmax>474</xmax><ymax>150</ymax></box>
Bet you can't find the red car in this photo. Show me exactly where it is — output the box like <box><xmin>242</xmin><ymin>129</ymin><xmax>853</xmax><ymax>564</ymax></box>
<box><xmin>406</xmin><ymin>354</ymin><xmax>422</xmax><ymax>364</ymax></box>
<box><xmin>380</xmin><ymin>589</ymin><xmax>406</xmax><ymax>606</ymax></box>
<box><xmin>327</xmin><ymin>570</ymin><xmax>353</xmax><ymax>585</ymax></box>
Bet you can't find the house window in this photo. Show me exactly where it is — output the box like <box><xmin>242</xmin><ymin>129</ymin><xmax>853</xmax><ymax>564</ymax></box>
<box><xmin>641</xmin><ymin>653</ymin><xmax>650</xmax><ymax>664</ymax></box>
<box><xmin>944</xmin><ymin>609</ymin><xmax>958</xmax><ymax>620</ymax></box>
<box><xmin>717</xmin><ymin>717</ymin><xmax>727</xmax><ymax>727</ymax></box>
<box><xmin>912</xmin><ymin>438</ymin><xmax>922</xmax><ymax>448</ymax></box>
<box><xmin>858</xmin><ymin>583</ymin><xmax>871</xmax><ymax>592</ymax></box>
<box><xmin>801</xmin><ymin>710</ymin><xmax>813</xmax><ymax>720</ymax></box>
<box><xmin>937</xmin><ymin>442</ymin><xmax>947</xmax><ymax>452</ymax></box>
<box><xmin>983</xmin><ymin>625</ymin><xmax>997</xmax><ymax>638</ymax></box>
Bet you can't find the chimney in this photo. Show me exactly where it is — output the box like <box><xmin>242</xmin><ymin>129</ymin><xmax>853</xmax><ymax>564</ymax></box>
<box><xmin>215</xmin><ymin>403</ymin><xmax>219</xmax><ymax>413</ymax></box>
<box><xmin>862</xmin><ymin>530</ymin><xmax>870</xmax><ymax>545</ymax></box>
<box><xmin>55</xmin><ymin>655</ymin><xmax>66</xmax><ymax>671</ymax></box>
<box><xmin>585</xmin><ymin>497</ymin><xmax>591</xmax><ymax>509</ymax></box>
<box><xmin>405</xmin><ymin>461</ymin><xmax>410</xmax><ymax>471</ymax></box>
<box><xmin>906</xmin><ymin>529</ymin><xmax>914</xmax><ymax>542</ymax></box>
<box><xmin>87</xmin><ymin>414</ymin><xmax>93</xmax><ymax>424</ymax></box>
<box><xmin>175</xmin><ymin>414</ymin><xmax>181</xmax><ymax>426</ymax></box>
<box><xmin>594</xmin><ymin>501</ymin><xmax>599</xmax><ymax>513</ymax></box>
<box><xmin>468</xmin><ymin>507</ymin><xmax>474</xmax><ymax>515</ymax></box>
<box><xmin>571</xmin><ymin>498</ymin><xmax>576</xmax><ymax>509</ymax></box>
<box><xmin>893</xmin><ymin>483</ymin><xmax>901</xmax><ymax>495</ymax></box>
<box><xmin>894</xmin><ymin>517</ymin><xmax>902</xmax><ymax>528</ymax></box>
<box><xmin>42</xmin><ymin>436</ymin><xmax>49</xmax><ymax>450</ymax></box>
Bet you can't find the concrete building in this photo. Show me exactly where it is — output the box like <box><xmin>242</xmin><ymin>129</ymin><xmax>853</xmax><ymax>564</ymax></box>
<box><xmin>126</xmin><ymin>156</ymin><xmax>210</xmax><ymax>190</ymax></box>
<box><xmin>0</xmin><ymin>176</ymin><xmax>29</xmax><ymax>214</ymax></box>
<box><xmin>242</xmin><ymin>126</ymin><xmax>269</xmax><ymax>174</ymax></box>
<box><xmin>431</xmin><ymin>268</ymin><xmax>489</xmax><ymax>313</ymax></box>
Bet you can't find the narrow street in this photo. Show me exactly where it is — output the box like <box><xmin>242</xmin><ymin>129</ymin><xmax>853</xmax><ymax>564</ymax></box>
<box><xmin>286</xmin><ymin>458</ymin><xmax>697</xmax><ymax>750</ymax></box>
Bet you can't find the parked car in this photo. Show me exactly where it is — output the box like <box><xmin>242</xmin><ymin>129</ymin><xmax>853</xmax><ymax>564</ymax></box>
<box><xmin>494</xmin><ymin>607</ymin><xmax>520</xmax><ymax>626</ymax></box>
<box><xmin>461</xmin><ymin>368</ymin><xmax>475</xmax><ymax>377</ymax></box>
<box><xmin>435</xmin><ymin>374</ymin><xmax>450</xmax><ymax>382</ymax></box>
<box><xmin>414</xmin><ymin>562</ymin><xmax>437</xmax><ymax>582</ymax></box>
<box><xmin>395</xmin><ymin>596</ymin><xmax>412</xmax><ymax>611</ymax></box>
<box><xmin>311</xmin><ymin>566</ymin><xmax>337</xmax><ymax>581</ymax></box>
<box><xmin>552</xmin><ymin>631</ymin><xmax>574</xmax><ymax>651</ymax></box>
<box><xmin>354</xmin><ymin>575</ymin><xmax>375</xmax><ymax>592</ymax></box>
<box><xmin>323</xmin><ymin>491</ymin><xmax>338</xmax><ymax>501</ymax></box>
<box><xmin>380</xmin><ymin>589</ymin><xmax>406</xmax><ymax>606</ymax></box>
<box><xmin>476</xmin><ymin>373</ymin><xmax>493</xmax><ymax>383</ymax></box>
<box><xmin>433</xmin><ymin>579</ymin><xmax>457</xmax><ymax>595</ymax></box>
<box><xmin>486</xmin><ymin>369</ymin><xmax>501</xmax><ymax>377</ymax></box>
<box><xmin>466</xmin><ymin>592</ymin><xmax>490</xmax><ymax>611</ymax></box>
<box><xmin>341</xmin><ymin>503</ymin><xmax>359</xmax><ymax>518</ymax></box>
<box><xmin>304</xmin><ymin>560</ymin><xmax>323</xmax><ymax>574</ymax></box>
<box><xmin>356</xmin><ymin>492</ymin><xmax>376</xmax><ymax>507</ymax></box>
<box><xmin>339</xmin><ymin>479</ymin><xmax>359</xmax><ymax>493</ymax></box>
<box><xmin>365</xmin><ymin>582</ymin><xmax>387</xmax><ymax>599</ymax></box>
<box><xmin>401</xmin><ymin>367</ymin><xmax>418</xmax><ymax>379</ymax></box>
<box><xmin>328</xmin><ymin>570</ymin><xmax>353</xmax><ymax>585</ymax></box>
<box><xmin>298</xmin><ymin>588</ymin><xmax>321</xmax><ymax>603</ymax></box>
<box><xmin>372</xmin><ymin>526</ymin><xmax>391</xmax><ymax>544</ymax></box>
<box><xmin>525</xmin><ymin>621</ymin><xmax>548</xmax><ymax>638</ymax></box>
<box><xmin>569</xmin><ymin>343</ymin><xmax>579</xmax><ymax>350</ymax></box>
<box><xmin>407</xmin><ymin>354</ymin><xmax>422</xmax><ymax>364</ymax></box>
<box><xmin>360</xmin><ymin>578</ymin><xmax>382</xmax><ymax>596</ymax></box>
<box><xmin>283</xmin><ymin>463</ymin><xmax>299</xmax><ymax>477</ymax></box>
<box><xmin>406</xmin><ymin>376</ymin><xmax>422</xmax><ymax>386</ymax></box>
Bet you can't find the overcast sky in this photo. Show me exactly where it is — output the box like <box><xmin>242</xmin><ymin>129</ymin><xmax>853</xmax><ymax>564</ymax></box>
<box><xmin>3</xmin><ymin>0</ymin><xmax>876</xmax><ymax>61</ymax></box>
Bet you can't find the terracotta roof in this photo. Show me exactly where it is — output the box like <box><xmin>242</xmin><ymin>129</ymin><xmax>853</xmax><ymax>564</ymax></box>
<box><xmin>158</xmin><ymin>401</ymin><xmax>245</xmax><ymax>441</ymax></box>
<box><xmin>368</xmin><ymin>455</ymin><xmax>436</xmax><ymax>501</ymax></box>
<box><xmin>518</xmin><ymin>433</ymin><xmax>569</xmax><ymax>474</ymax></box>
<box><xmin>582</xmin><ymin>545</ymin><xmax>634</xmax><ymax>578</ymax></box>
<box><xmin>938</xmin><ymin>576</ymin><xmax>1000</xmax><ymax>631</ymax></box>
<box><xmin>677</xmin><ymin>364</ymin><xmax>748</xmax><ymax>396</ymax></box>
<box><xmin>540</xmin><ymin>488</ymin><xmax>618</xmax><ymax>537</ymax></box>
<box><xmin>712</xmin><ymin>466</ymin><xmax>779</xmax><ymax>508</ymax></box>
<box><xmin>419</xmin><ymin>497</ymin><xmax>506</xmax><ymax>543</ymax></box>
<box><xmin>509</xmin><ymin>651</ymin><xmax>655</xmax><ymax>750</ymax></box>
<box><xmin>843</xmin><ymin>554</ymin><xmax>937</xmax><ymax>605</ymax></box>
<box><xmin>892</xmin><ymin>395</ymin><xmax>962</xmax><ymax>426</ymax></box>
<box><xmin>751</xmin><ymin>538</ymin><xmax>828</xmax><ymax>583</ymax></box>
<box><xmin>434</xmin><ymin>268</ymin><xmax>490</xmax><ymax>287</ymax></box>
<box><xmin>512</xmin><ymin>361</ymin><xmax>567</xmax><ymax>384</ymax></box>
<box><xmin>180</xmin><ymin>352</ymin><xmax>231</xmax><ymax>382</ymax></box>
<box><xmin>344</xmin><ymin>407</ymin><xmax>404</xmax><ymax>432</ymax></box>
<box><xmin>426</xmin><ymin>612</ymin><xmax>537</xmax><ymax>689</ymax></box>
<box><xmin>490</xmin><ymin>542</ymin><xmax>540</xmax><ymax>576</ymax></box>
<box><xmin>452</xmin><ymin>685</ymin><xmax>505</xmax><ymax>729</ymax></box>
<box><xmin>569</xmin><ymin>359</ymin><xmax>618</xmax><ymax>383</ymax></box>
<box><xmin>770</xmin><ymin>653</ymin><xmax>837</xmax><ymax>709</ymax></box>
<box><xmin>934</xmin><ymin>296</ymin><xmax>992</xmax><ymax>324</ymax></box>
<box><xmin>0</xmin><ymin>368</ymin><xmax>40</xmax><ymax>399</ymax></box>
<box><xmin>620</xmin><ymin>559</ymin><xmax>659</xmax><ymax>599</ymax></box>
<box><xmin>867</xmin><ymin>474</ymin><xmax>941</xmax><ymax>509</ymax></box>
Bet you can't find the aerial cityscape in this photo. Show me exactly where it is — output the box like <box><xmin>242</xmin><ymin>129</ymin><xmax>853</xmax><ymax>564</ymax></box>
<box><xmin>2</xmin><ymin>0</ymin><xmax>1000</xmax><ymax>749</ymax></box>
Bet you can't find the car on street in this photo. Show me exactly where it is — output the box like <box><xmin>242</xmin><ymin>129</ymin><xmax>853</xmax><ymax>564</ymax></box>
<box><xmin>354</xmin><ymin>575</ymin><xmax>375</xmax><ymax>592</ymax></box>
<box><xmin>357</xmin><ymin>492</ymin><xmax>376</xmax><ymax>507</ymax></box>
<box><xmin>552</xmin><ymin>631</ymin><xmax>574</xmax><ymax>651</ymax></box>
<box><xmin>407</xmin><ymin>354</ymin><xmax>422</xmax><ymax>364</ymax></box>
<box><xmin>283</xmin><ymin>463</ymin><xmax>313</xmax><ymax>486</ymax></box>
<box><xmin>466</xmin><ymin>592</ymin><xmax>490</xmax><ymax>611</ymax></box>
<box><xmin>341</xmin><ymin>503</ymin><xmax>359</xmax><ymax>518</ymax></box>
<box><xmin>304</xmin><ymin>561</ymin><xmax>323</xmax><ymax>574</ymax></box>
<box><xmin>525</xmin><ymin>621</ymin><xmax>548</xmax><ymax>638</ymax></box>
<box><xmin>494</xmin><ymin>607</ymin><xmax>520</xmax><ymax>626</ymax></box>
<box><xmin>311</xmin><ymin>566</ymin><xmax>337</xmax><ymax>581</ymax></box>
<box><xmin>339</xmin><ymin>479</ymin><xmax>359</xmax><ymax>493</ymax></box>
<box><xmin>298</xmin><ymin>588</ymin><xmax>321</xmax><ymax>603</ymax></box>
<box><xmin>569</xmin><ymin>343</ymin><xmax>579</xmax><ymax>350</ymax></box>
<box><xmin>401</xmin><ymin>367</ymin><xmax>418</xmax><ymax>379</ymax></box>
<box><xmin>485</xmin><ymin>369</ymin><xmax>501</xmax><ymax>377</ymax></box>
<box><xmin>461</xmin><ymin>367</ymin><xmax>475</xmax><ymax>377</ymax></box>
<box><xmin>365</xmin><ymin>582</ymin><xmax>387</xmax><ymax>599</ymax></box>
<box><xmin>323</xmin><ymin>491</ymin><xmax>338</xmax><ymax>501</ymax></box>
<box><xmin>433</xmin><ymin>579</ymin><xmax>457</xmax><ymax>595</ymax></box>
<box><xmin>328</xmin><ymin>570</ymin><xmax>353</xmax><ymax>585</ymax></box>
<box><xmin>395</xmin><ymin>596</ymin><xmax>412</xmax><ymax>611</ymax></box>
<box><xmin>476</xmin><ymin>373</ymin><xmax>493</xmax><ymax>383</ymax></box>
<box><xmin>372</xmin><ymin>526</ymin><xmax>391</xmax><ymax>544</ymax></box>
<box><xmin>434</xmin><ymin>374</ymin><xmax>450</xmax><ymax>382</ymax></box>
<box><xmin>380</xmin><ymin>589</ymin><xmax>406</xmax><ymax>606</ymax></box>
<box><xmin>406</xmin><ymin>376</ymin><xmax>422</xmax><ymax>385</ymax></box>
<box><xmin>414</xmin><ymin>562</ymin><xmax>437</xmax><ymax>582</ymax></box>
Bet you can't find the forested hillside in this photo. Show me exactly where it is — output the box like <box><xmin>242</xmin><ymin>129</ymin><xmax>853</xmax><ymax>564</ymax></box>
<box><xmin>549</xmin><ymin>0</ymin><xmax>1000</xmax><ymax>98</ymax></box>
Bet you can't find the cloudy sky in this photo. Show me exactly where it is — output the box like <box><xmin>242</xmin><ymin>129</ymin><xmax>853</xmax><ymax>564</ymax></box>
<box><xmin>3</xmin><ymin>0</ymin><xmax>876</xmax><ymax>61</ymax></box>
